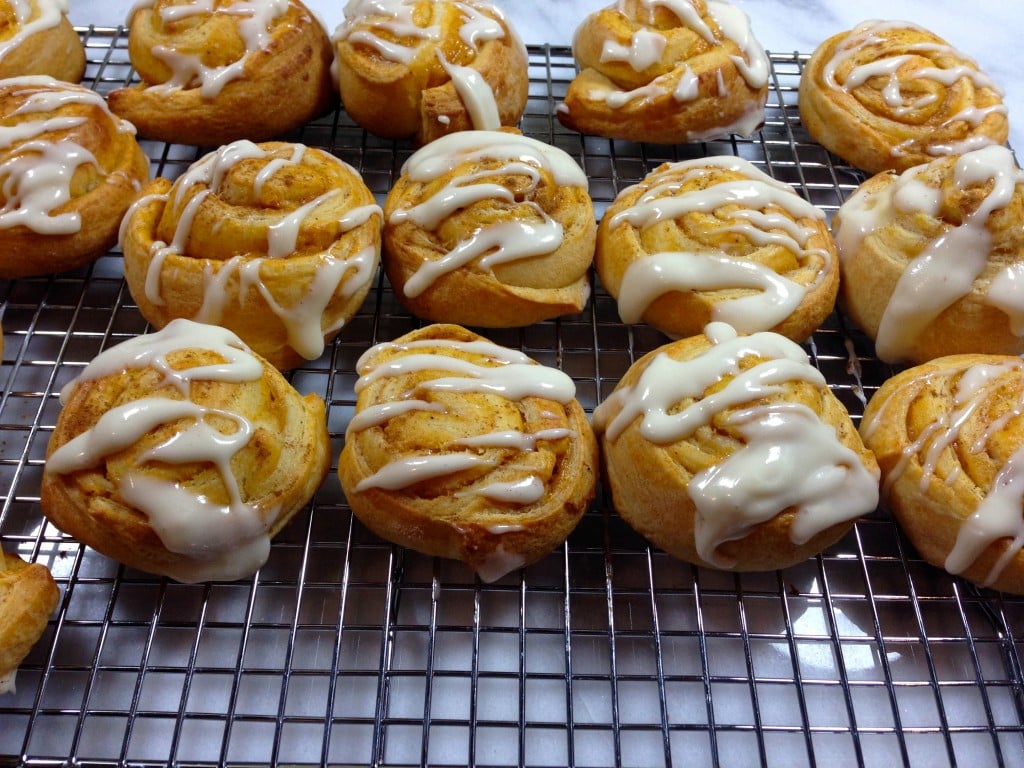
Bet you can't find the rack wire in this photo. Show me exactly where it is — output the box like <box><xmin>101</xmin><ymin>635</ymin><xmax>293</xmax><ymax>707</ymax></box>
<box><xmin>1</xmin><ymin>27</ymin><xmax>1023</xmax><ymax>768</ymax></box>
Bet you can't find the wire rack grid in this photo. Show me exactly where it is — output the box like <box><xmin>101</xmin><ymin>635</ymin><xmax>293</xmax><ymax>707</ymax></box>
<box><xmin>1</xmin><ymin>26</ymin><xmax>1023</xmax><ymax>768</ymax></box>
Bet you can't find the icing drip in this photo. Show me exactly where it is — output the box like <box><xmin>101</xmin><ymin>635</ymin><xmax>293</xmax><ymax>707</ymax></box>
<box><xmin>389</xmin><ymin>131</ymin><xmax>586</xmax><ymax>297</ymax></box>
<box><xmin>0</xmin><ymin>0</ymin><xmax>67</xmax><ymax>61</ymax></box>
<box><xmin>46</xmin><ymin>319</ymin><xmax>278</xmax><ymax>583</ymax></box>
<box><xmin>593</xmin><ymin>322</ymin><xmax>879</xmax><ymax>568</ymax></box>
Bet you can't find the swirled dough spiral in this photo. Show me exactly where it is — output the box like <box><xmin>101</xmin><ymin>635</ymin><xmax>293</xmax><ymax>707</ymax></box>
<box><xmin>833</xmin><ymin>145</ymin><xmax>1024</xmax><ymax>365</ymax></box>
<box><xmin>333</xmin><ymin>0</ymin><xmax>528</xmax><ymax>145</ymax></box>
<box><xmin>0</xmin><ymin>76</ymin><xmax>150</xmax><ymax>278</ymax></box>
<box><xmin>107</xmin><ymin>0</ymin><xmax>336</xmax><ymax>146</ymax></box>
<box><xmin>121</xmin><ymin>140</ymin><xmax>382</xmax><ymax>370</ymax></box>
<box><xmin>597</xmin><ymin>156</ymin><xmax>838</xmax><ymax>341</ymax></box>
<box><xmin>0</xmin><ymin>551</ymin><xmax>59</xmax><ymax>695</ymax></box>
<box><xmin>41</xmin><ymin>319</ymin><xmax>331</xmax><ymax>583</ymax></box>
<box><xmin>593</xmin><ymin>322</ymin><xmax>879</xmax><ymax>571</ymax></box>
<box><xmin>338</xmin><ymin>323</ymin><xmax>599</xmax><ymax>582</ymax></box>
<box><xmin>383</xmin><ymin>130</ymin><xmax>596</xmax><ymax>327</ymax></box>
<box><xmin>799</xmin><ymin>20</ymin><xmax>1009</xmax><ymax>175</ymax></box>
<box><xmin>0</xmin><ymin>0</ymin><xmax>85</xmax><ymax>81</ymax></box>
<box><xmin>861</xmin><ymin>354</ymin><xmax>1024</xmax><ymax>594</ymax></box>
<box><xmin>557</xmin><ymin>0</ymin><xmax>769</xmax><ymax>144</ymax></box>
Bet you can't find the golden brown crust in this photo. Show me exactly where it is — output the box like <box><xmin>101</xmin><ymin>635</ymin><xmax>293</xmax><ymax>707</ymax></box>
<box><xmin>107</xmin><ymin>0</ymin><xmax>336</xmax><ymax>146</ymax></box>
<box><xmin>333</xmin><ymin>0</ymin><xmax>528</xmax><ymax>144</ymax></box>
<box><xmin>41</xmin><ymin>326</ymin><xmax>330</xmax><ymax>582</ymax></box>
<box><xmin>596</xmin><ymin>157</ymin><xmax>839</xmax><ymax>341</ymax></box>
<box><xmin>0</xmin><ymin>3</ymin><xmax>85</xmax><ymax>82</ymax></box>
<box><xmin>0</xmin><ymin>77</ymin><xmax>150</xmax><ymax>279</ymax></box>
<box><xmin>799</xmin><ymin>21</ymin><xmax>1008</xmax><ymax>175</ymax></box>
<box><xmin>121</xmin><ymin>141</ymin><xmax>382</xmax><ymax>371</ymax></box>
<box><xmin>382</xmin><ymin>131</ymin><xmax>595</xmax><ymax>327</ymax></box>
<box><xmin>338</xmin><ymin>323</ymin><xmax>599</xmax><ymax>581</ymax></box>
<box><xmin>861</xmin><ymin>354</ymin><xmax>1024</xmax><ymax>594</ymax></box>
<box><xmin>558</xmin><ymin>0</ymin><xmax>768</xmax><ymax>144</ymax></box>
<box><xmin>0</xmin><ymin>551</ymin><xmax>59</xmax><ymax>686</ymax></box>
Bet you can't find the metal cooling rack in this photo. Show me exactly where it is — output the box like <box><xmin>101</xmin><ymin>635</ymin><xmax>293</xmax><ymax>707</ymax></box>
<box><xmin>1</xmin><ymin>27</ymin><xmax>1023</xmax><ymax>768</ymax></box>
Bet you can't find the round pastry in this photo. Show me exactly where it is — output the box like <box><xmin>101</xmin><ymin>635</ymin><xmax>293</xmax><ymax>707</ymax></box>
<box><xmin>799</xmin><ymin>20</ymin><xmax>1009</xmax><ymax>175</ymax></box>
<box><xmin>41</xmin><ymin>319</ymin><xmax>331</xmax><ymax>583</ymax></box>
<box><xmin>339</xmin><ymin>323</ymin><xmax>599</xmax><ymax>582</ymax></box>
<box><xmin>557</xmin><ymin>0</ymin><xmax>769</xmax><ymax>144</ymax></box>
<box><xmin>382</xmin><ymin>130</ymin><xmax>595</xmax><ymax>327</ymax></box>
<box><xmin>0</xmin><ymin>76</ymin><xmax>150</xmax><ymax>279</ymax></box>
<box><xmin>833</xmin><ymin>144</ymin><xmax>1024</xmax><ymax>365</ymax></box>
<box><xmin>121</xmin><ymin>139</ymin><xmax>382</xmax><ymax>370</ymax></box>
<box><xmin>107</xmin><ymin>0</ymin><xmax>336</xmax><ymax>147</ymax></box>
<box><xmin>0</xmin><ymin>551</ymin><xmax>59</xmax><ymax>695</ymax></box>
<box><xmin>593</xmin><ymin>322</ymin><xmax>880</xmax><ymax>571</ymax></box>
<box><xmin>332</xmin><ymin>0</ymin><xmax>528</xmax><ymax>145</ymax></box>
<box><xmin>596</xmin><ymin>156</ymin><xmax>839</xmax><ymax>341</ymax></box>
<box><xmin>861</xmin><ymin>354</ymin><xmax>1024</xmax><ymax>594</ymax></box>
<box><xmin>0</xmin><ymin>0</ymin><xmax>86</xmax><ymax>82</ymax></box>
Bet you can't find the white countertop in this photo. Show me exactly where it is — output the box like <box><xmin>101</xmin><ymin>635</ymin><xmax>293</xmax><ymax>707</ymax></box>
<box><xmin>68</xmin><ymin>0</ymin><xmax>1023</xmax><ymax>157</ymax></box>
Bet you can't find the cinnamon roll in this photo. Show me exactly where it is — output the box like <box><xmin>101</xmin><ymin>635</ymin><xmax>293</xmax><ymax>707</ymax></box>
<box><xmin>557</xmin><ymin>0</ymin><xmax>769</xmax><ymax>144</ymax></box>
<box><xmin>833</xmin><ymin>144</ymin><xmax>1024</xmax><ymax>365</ymax></box>
<box><xmin>382</xmin><ymin>130</ymin><xmax>595</xmax><ymax>327</ymax></box>
<box><xmin>0</xmin><ymin>551</ymin><xmax>59</xmax><ymax>695</ymax></box>
<box><xmin>0</xmin><ymin>0</ymin><xmax>85</xmax><ymax>82</ymax></box>
<box><xmin>121</xmin><ymin>140</ymin><xmax>382</xmax><ymax>371</ymax></box>
<box><xmin>593</xmin><ymin>322</ymin><xmax>879</xmax><ymax>571</ymax></box>
<box><xmin>0</xmin><ymin>76</ymin><xmax>150</xmax><ymax>279</ymax></box>
<box><xmin>332</xmin><ymin>0</ymin><xmax>528</xmax><ymax>145</ymax></box>
<box><xmin>596</xmin><ymin>156</ymin><xmax>839</xmax><ymax>341</ymax></box>
<box><xmin>799</xmin><ymin>20</ymin><xmax>1009</xmax><ymax>175</ymax></box>
<box><xmin>41</xmin><ymin>319</ymin><xmax>331</xmax><ymax>583</ymax></box>
<box><xmin>861</xmin><ymin>354</ymin><xmax>1024</xmax><ymax>594</ymax></box>
<box><xmin>338</xmin><ymin>323</ymin><xmax>599</xmax><ymax>582</ymax></box>
<box><xmin>107</xmin><ymin>0</ymin><xmax>335</xmax><ymax>147</ymax></box>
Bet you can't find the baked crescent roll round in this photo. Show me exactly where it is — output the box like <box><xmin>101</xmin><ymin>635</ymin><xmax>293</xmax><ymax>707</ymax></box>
<box><xmin>333</xmin><ymin>0</ymin><xmax>528</xmax><ymax>145</ymax></box>
<box><xmin>799</xmin><ymin>20</ymin><xmax>1009</xmax><ymax>175</ymax></box>
<box><xmin>383</xmin><ymin>130</ymin><xmax>595</xmax><ymax>327</ymax></box>
<box><xmin>41</xmin><ymin>319</ymin><xmax>331</xmax><ymax>583</ymax></box>
<box><xmin>557</xmin><ymin>0</ymin><xmax>769</xmax><ymax>144</ymax></box>
<box><xmin>593</xmin><ymin>322</ymin><xmax>879</xmax><ymax>571</ymax></box>
<box><xmin>107</xmin><ymin>0</ymin><xmax>336</xmax><ymax>146</ymax></box>
<box><xmin>339</xmin><ymin>323</ymin><xmax>599</xmax><ymax>582</ymax></box>
<box><xmin>834</xmin><ymin>144</ymin><xmax>1024</xmax><ymax>365</ymax></box>
<box><xmin>0</xmin><ymin>551</ymin><xmax>59</xmax><ymax>695</ymax></box>
<box><xmin>0</xmin><ymin>0</ymin><xmax>85</xmax><ymax>82</ymax></box>
<box><xmin>121</xmin><ymin>139</ymin><xmax>382</xmax><ymax>370</ymax></box>
<box><xmin>861</xmin><ymin>354</ymin><xmax>1024</xmax><ymax>594</ymax></box>
<box><xmin>597</xmin><ymin>156</ymin><xmax>838</xmax><ymax>341</ymax></box>
<box><xmin>0</xmin><ymin>76</ymin><xmax>150</xmax><ymax>279</ymax></box>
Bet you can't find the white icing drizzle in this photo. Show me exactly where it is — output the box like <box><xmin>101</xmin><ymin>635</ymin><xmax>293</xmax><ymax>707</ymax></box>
<box><xmin>608</xmin><ymin>157</ymin><xmax>830</xmax><ymax>333</ymax></box>
<box><xmin>593</xmin><ymin>322</ymin><xmax>878</xmax><ymax>567</ymax></box>
<box><xmin>834</xmin><ymin>145</ymin><xmax>1024</xmax><ymax>363</ymax></box>
<box><xmin>437</xmin><ymin>52</ymin><xmax>501</xmax><ymax>130</ymax></box>
<box><xmin>47</xmin><ymin>318</ymin><xmax>281</xmax><ymax>583</ymax></box>
<box><xmin>0</xmin><ymin>0</ymin><xmax>67</xmax><ymax>61</ymax></box>
<box><xmin>136</xmin><ymin>0</ymin><xmax>292</xmax><ymax>99</ymax></box>
<box><xmin>600</xmin><ymin>27</ymin><xmax>667</xmax><ymax>72</ymax></box>
<box><xmin>389</xmin><ymin>131</ymin><xmax>586</xmax><ymax>297</ymax></box>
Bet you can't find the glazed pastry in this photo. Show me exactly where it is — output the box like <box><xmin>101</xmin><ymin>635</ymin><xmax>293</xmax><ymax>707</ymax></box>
<box><xmin>338</xmin><ymin>323</ymin><xmax>599</xmax><ymax>582</ymax></box>
<box><xmin>861</xmin><ymin>354</ymin><xmax>1024</xmax><ymax>594</ymax></box>
<box><xmin>107</xmin><ymin>0</ymin><xmax>335</xmax><ymax>147</ymax></box>
<box><xmin>121</xmin><ymin>139</ymin><xmax>382</xmax><ymax>370</ymax></box>
<box><xmin>332</xmin><ymin>0</ymin><xmax>528</xmax><ymax>144</ymax></box>
<box><xmin>799</xmin><ymin>20</ymin><xmax>1009</xmax><ymax>175</ymax></box>
<box><xmin>596</xmin><ymin>156</ymin><xmax>839</xmax><ymax>341</ymax></box>
<box><xmin>557</xmin><ymin>0</ymin><xmax>769</xmax><ymax>144</ymax></box>
<box><xmin>41</xmin><ymin>319</ymin><xmax>331</xmax><ymax>583</ymax></box>
<box><xmin>0</xmin><ymin>551</ymin><xmax>59</xmax><ymax>695</ymax></box>
<box><xmin>834</xmin><ymin>144</ymin><xmax>1024</xmax><ymax>365</ymax></box>
<box><xmin>0</xmin><ymin>76</ymin><xmax>150</xmax><ymax>279</ymax></box>
<box><xmin>0</xmin><ymin>0</ymin><xmax>86</xmax><ymax>82</ymax></box>
<box><xmin>593</xmin><ymin>322</ymin><xmax>879</xmax><ymax>571</ymax></box>
<box><xmin>383</xmin><ymin>130</ymin><xmax>595</xmax><ymax>327</ymax></box>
